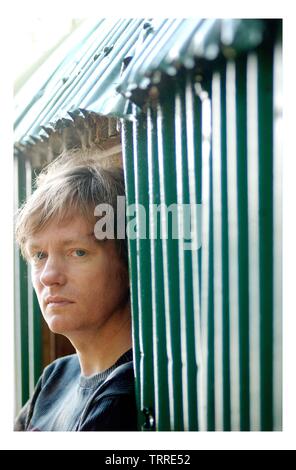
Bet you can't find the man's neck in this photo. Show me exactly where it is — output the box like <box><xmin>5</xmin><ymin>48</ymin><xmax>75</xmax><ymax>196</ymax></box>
<box><xmin>67</xmin><ymin>304</ymin><xmax>132</xmax><ymax>376</ymax></box>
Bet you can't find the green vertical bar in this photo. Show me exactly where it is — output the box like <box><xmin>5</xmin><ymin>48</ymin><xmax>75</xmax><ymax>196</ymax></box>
<box><xmin>157</xmin><ymin>86</ymin><xmax>183</xmax><ymax>431</ymax></box>
<box><xmin>212</xmin><ymin>68</ymin><xmax>225</xmax><ymax>431</ymax></box>
<box><xmin>246</xmin><ymin>51</ymin><xmax>261</xmax><ymax>430</ymax></box>
<box><xmin>272</xmin><ymin>30</ymin><xmax>282</xmax><ymax>431</ymax></box>
<box><xmin>147</xmin><ymin>106</ymin><xmax>170</xmax><ymax>431</ymax></box>
<box><xmin>121</xmin><ymin>119</ymin><xmax>141</xmax><ymax>430</ymax></box>
<box><xmin>195</xmin><ymin>93</ymin><xmax>203</xmax><ymax>298</ymax></box>
<box><xmin>15</xmin><ymin>158</ymin><xmax>43</xmax><ymax>406</ymax></box>
<box><xmin>14</xmin><ymin>156</ymin><xmax>22</xmax><ymax>414</ymax></box>
<box><xmin>226</xmin><ymin>60</ymin><xmax>241</xmax><ymax>430</ymax></box>
<box><xmin>235</xmin><ymin>56</ymin><xmax>250</xmax><ymax>431</ymax></box>
<box><xmin>175</xmin><ymin>72</ymin><xmax>198</xmax><ymax>431</ymax></box>
<box><xmin>132</xmin><ymin>110</ymin><xmax>155</xmax><ymax>430</ymax></box>
<box><xmin>16</xmin><ymin>155</ymin><xmax>29</xmax><ymax>406</ymax></box>
<box><xmin>220</xmin><ymin>62</ymin><xmax>231</xmax><ymax>431</ymax></box>
<box><xmin>185</xmin><ymin>73</ymin><xmax>203</xmax><ymax>430</ymax></box>
<box><xmin>258</xmin><ymin>45</ymin><xmax>274</xmax><ymax>431</ymax></box>
<box><xmin>201</xmin><ymin>75</ymin><xmax>215</xmax><ymax>431</ymax></box>
<box><xmin>207</xmin><ymin>131</ymin><xmax>215</xmax><ymax>431</ymax></box>
<box><xmin>199</xmin><ymin>80</ymin><xmax>212</xmax><ymax>431</ymax></box>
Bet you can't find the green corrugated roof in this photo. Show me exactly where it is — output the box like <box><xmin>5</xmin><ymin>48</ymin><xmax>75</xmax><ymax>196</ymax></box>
<box><xmin>14</xmin><ymin>18</ymin><xmax>279</xmax><ymax>149</ymax></box>
<box><xmin>14</xmin><ymin>18</ymin><xmax>145</xmax><ymax>147</ymax></box>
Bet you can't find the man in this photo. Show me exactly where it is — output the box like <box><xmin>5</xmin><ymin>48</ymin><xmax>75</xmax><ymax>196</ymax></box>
<box><xmin>14</xmin><ymin>149</ymin><xmax>138</xmax><ymax>431</ymax></box>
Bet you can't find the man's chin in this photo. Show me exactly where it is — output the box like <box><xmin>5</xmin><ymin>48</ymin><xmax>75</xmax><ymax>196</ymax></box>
<box><xmin>45</xmin><ymin>315</ymin><xmax>72</xmax><ymax>335</ymax></box>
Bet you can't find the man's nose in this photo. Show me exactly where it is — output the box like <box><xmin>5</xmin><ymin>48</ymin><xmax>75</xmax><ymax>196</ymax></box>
<box><xmin>39</xmin><ymin>256</ymin><xmax>67</xmax><ymax>287</ymax></box>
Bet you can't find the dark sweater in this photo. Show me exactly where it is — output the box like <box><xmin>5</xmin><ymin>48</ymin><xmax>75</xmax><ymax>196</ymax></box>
<box><xmin>14</xmin><ymin>349</ymin><xmax>138</xmax><ymax>431</ymax></box>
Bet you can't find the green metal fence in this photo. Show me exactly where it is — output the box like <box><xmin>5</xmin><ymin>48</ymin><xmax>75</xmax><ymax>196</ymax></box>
<box><xmin>14</xmin><ymin>157</ymin><xmax>43</xmax><ymax>412</ymax></box>
<box><xmin>122</xmin><ymin>32</ymin><xmax>282</xmax><ymax>431</ymax></box>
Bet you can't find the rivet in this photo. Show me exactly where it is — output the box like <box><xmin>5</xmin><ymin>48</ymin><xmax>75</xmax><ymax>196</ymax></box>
<box><xmin>142</xmin><ymin>407</ymin><xmax>155</xmax><ymax>430</ymax></box>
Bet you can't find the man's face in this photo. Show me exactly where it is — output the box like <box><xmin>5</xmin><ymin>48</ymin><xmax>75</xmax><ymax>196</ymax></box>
<box><xmin>25</xmin><ymin>215</ymin><xmax>129</xmax><ymax>337</ymax></box>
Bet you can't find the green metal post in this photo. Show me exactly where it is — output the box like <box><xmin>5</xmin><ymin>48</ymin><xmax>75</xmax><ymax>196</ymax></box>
<box><xmin>121</xmin><ymin>119</ymin><xmax>141</xmax><ymax>430</ymax></box>
<box><xmin>199</xmin><ymin>79</ymin><xmax>212</xmax><ymax>431</ymax></box>
<box><xmin>247</xmin><ymin>51</ymin><xmax>261</xmax><ymax>431</ymax></box>
<box><xmin>258</xmin><ymin>45</ymin><xmax>274</xmax><ymax>432</ymax></box>
<box><xmin>226</xmin><ymin>60</ymin><xmax>241</xmax><ymax>431</ymax></box>
<box><xmin>147</xmin><ymin>106</ymin><xmax>170</xmax><ymax>431</ymax></box>
<box><xmin>185</xmin><ymin>72</ymin><xmax>203</xmax><ymax>431</ymax></box>
<box><xmin>175</xmin><ymin>72</ymin><xmax>198</xmax><ymax>431</ymax></box>
<box><xmin>15</xmin><ymin>155</ymin><xmax>29</xmax><ymax>407</ymax></box>
<box><xmin>157</xmin><ymin>86</ymin><xmax>183</xmax><ymax>431</ymax></box>
<box><xmin>272</xmin><ymin>32</ymin><xmax>282</xmax><ymax>432</ymax></box>
<box><xmin>15</xmin><ymin>157</ymin><xmax>43</xmax><ymax>411</ymax></box>
<box><xmin>207</xmin><ymin>123</ymin><xmax>215</xmax><ymax>431</ymax></box>
<box><xmin>131</xmin><ymin>109</ymin><xmax>155</xmax><ymax>430</ymax></box>
<box><xmin>219</xmin><ymin>63</ymin><xmax>231</xmax><ymax>431</ymax></box>
<box><xmin>211</xmin><ymin>67</ymin><xmax>225</xmax><ymax>431</ymax></box>
<box><xmin>235</xmin><ymin>55</ymin><xmax>250</xmax><ymax>431</ymax></box>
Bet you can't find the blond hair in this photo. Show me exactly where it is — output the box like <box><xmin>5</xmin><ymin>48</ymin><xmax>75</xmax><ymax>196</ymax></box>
<box><xmin>15</xmin><ymin>148</ymin><xmax>127</xmax><ymax>264</ymax></box>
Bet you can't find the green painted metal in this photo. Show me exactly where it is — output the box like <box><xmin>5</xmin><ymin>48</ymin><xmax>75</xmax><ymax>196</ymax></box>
<box><xmin>146</xmin><ymin>106</ymin><xmax>170</xmax><ymax>430</ymax></box>
<box><xmin>225</xmin><ymin>59</ymin><xmax>241</xmax><ymax>431</ymax></box>
<box><xmin>121</xmin><ymin>120</ymin><xmax>141</xmax><ymax>430</ymax></box>
<box><xmin>14</xmin><ymin>19</ymin><xmax>273</xmax><ymax>152</ymax></box>
<box><xmin>199</xmin><ymin>78</ymin><xmax>212</xmax><ymax>431</ymax></box>
<box><xmin>118</xmin><ymin>19</ymin><xmax>268</xmax><ymax>108</ymax></box>
<box><xmin>184</xmin><ymin>72</ymin><xmax>203</xmax><ymax>430</ymax></box>
<box><xmin>157</xmin><ymin>87</ymin><xmax>183</xmax><ymax>430</ymax></box>
<box><xmin>211</xmin><ymin>66</ymin><xmax>224</xmax><ymax>431</ymax></box>
<box><xmin>207</xmin><ymin>110</ymin><xmax>215</xmax><ymax>432</ymax></box>
<box><xmin>219</xmin><ymin>62</ymin><xmax>231</xmax><ymax>431</ymax></box>
<box><xmin>174</xmin><ymin>72</ymin><xmax>198</xmax><ymax>431</ymax></box>
<box><xmin>235</xmin><ymin>55</ymin><xmax>250</xmax><ymax>431</ymax></box>
<box><xmin>122</xmin><ymin>33</ymin><xmax>281</xmax><ymax>431</ymax></box>
<box><xmin>258</xmin><ymin>44</ymin><xmax>274</xmax><ymax>432</ymax></box>
<box><xmin>14</xmin><ymin>18</ymin><xmax>146</xmax><ymax>143</ymax></box>
<box><xmin>131</xmin><ymin>109</ymin><xmax>155</xmax><ymax>430</ymax></box>
<box><xmin>246</xmin><ymin>51</ymin><xmax>261</xmax><ymax>431</ymax></box>
<box><xmin>15</xmin><ymin>156</ymin><xmax>29</xmax><ymax>407</ymax></box>
<box><xmin>14</xmin><ymin>157</ymin><xmax>43</xmax><ymax>408</ymax></box>
<box><xmin>272</xmin><ymin>32</ymin><xmax>282</xmax><ymax>432</ymax></box>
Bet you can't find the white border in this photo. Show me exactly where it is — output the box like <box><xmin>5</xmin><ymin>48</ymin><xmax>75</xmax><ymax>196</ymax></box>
<box><xmin>1</xmin><ymin>1</ymin><xmax>295</xmax><ymax>450</ymax></box>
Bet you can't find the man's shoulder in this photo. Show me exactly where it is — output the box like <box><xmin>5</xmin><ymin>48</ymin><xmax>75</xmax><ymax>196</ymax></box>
<box><xmin>42</xmin><ymin>354</ymin><xmax>79</xmax><ymax>384</ymax></box>
<box><xmin>98</xmin><ymin>359</ymin><xmax>135</xmax><ymax>398</ymax></box>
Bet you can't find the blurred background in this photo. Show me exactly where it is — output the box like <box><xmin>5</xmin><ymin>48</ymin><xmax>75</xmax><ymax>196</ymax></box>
<box><xmin>14</xmin><ymin>17</ymin><xmax>83</xmax><ymax>94</ymax></box>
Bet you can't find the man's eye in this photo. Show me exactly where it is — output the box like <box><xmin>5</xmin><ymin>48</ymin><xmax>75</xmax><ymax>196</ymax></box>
<box><xmin>73</xmin><ymin>249</ymin><xmax>86</xmax><ymax>257</ymax></box>
<box><xmin>33</xmin><ymin>251</ymin><xmax>46</xmax><ymax>261</ymax></box>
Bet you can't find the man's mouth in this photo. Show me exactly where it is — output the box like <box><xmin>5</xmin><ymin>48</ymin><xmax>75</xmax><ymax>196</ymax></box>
<box><xmin>45</xmin><ymin>296</ymin><xmax>74</xmax><ymax>307</ymax></box>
